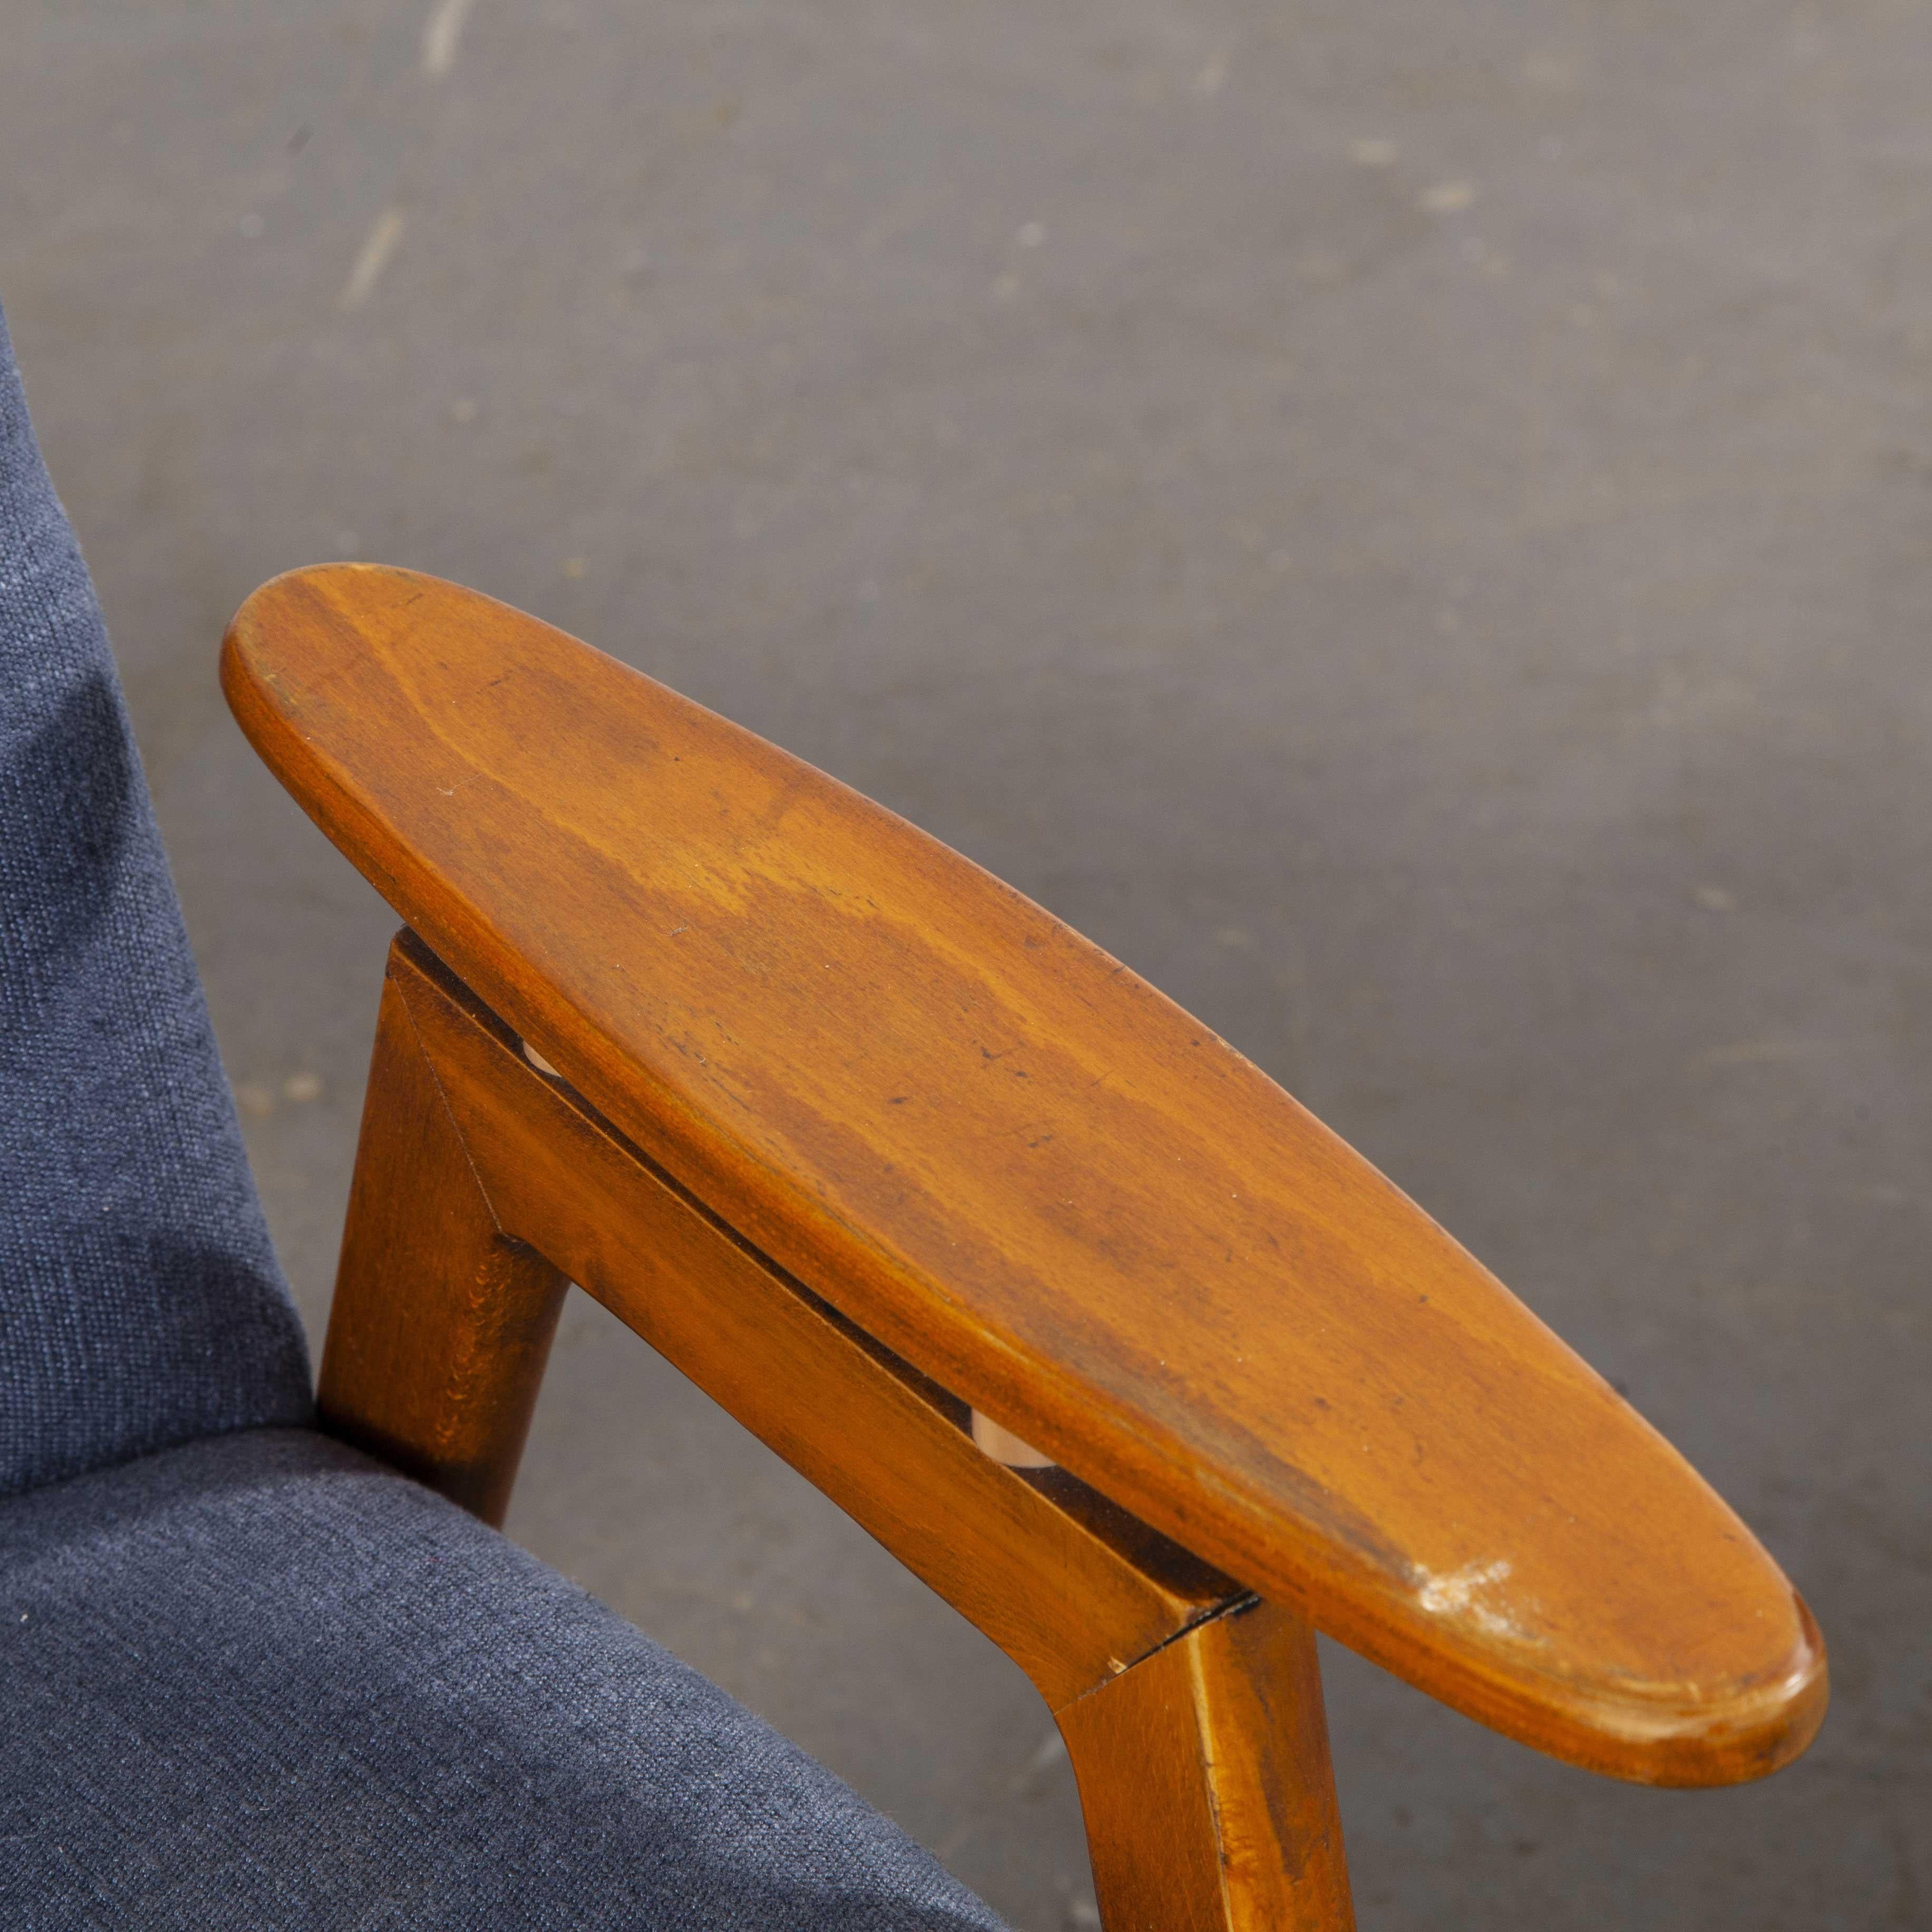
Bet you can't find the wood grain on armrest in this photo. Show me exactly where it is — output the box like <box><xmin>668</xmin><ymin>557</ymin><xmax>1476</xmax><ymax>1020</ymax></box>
<box><xmin>223</xmin><ymin>563</ymin><xmax>1825</xmax><ymax>1787</ymax></box>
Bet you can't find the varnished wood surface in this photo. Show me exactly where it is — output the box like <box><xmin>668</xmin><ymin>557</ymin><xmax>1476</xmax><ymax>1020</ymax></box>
<box><xmin>226</xmin><ymin>564</ymin><xmax>1826</xmax><ymax>1784</ymax></box>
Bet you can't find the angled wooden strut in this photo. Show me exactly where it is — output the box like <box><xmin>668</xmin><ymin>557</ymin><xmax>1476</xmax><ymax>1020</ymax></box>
<box><xmin>331</xmin><ymin>934</ymin><xmax>1353</xmax><ymax>1929</ymax></box>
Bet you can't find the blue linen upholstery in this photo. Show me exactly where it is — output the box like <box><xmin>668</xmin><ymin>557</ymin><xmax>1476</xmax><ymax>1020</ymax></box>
<box><xmin>0</xmin><ymin>303</ymin><xmax>312</xmax><ymax>1498</ymax></box>
<box><xmin>0</xmin><ymin>296</ymin><xmax>1004</xmax><ymax>1927</ymax></box>
<box><xmin>0</xmin><ymin>1428</ymin><xmax>1004</xmax><ymax>1929</ymax></box>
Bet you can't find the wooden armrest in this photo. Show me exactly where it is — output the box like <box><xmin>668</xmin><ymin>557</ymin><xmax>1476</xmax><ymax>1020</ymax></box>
<box><xmin>224</xmin><ymin>563</ymin><xmax>1824</xmax><ymax>1789</ymax></box>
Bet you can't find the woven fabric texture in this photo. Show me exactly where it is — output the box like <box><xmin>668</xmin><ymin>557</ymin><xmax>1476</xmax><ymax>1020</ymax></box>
<box><xmin>0</xmin><ymin>298</ymin><xmax>1003</xmax><ymax>1926</ymax></box>
<box><xmin>0</xmin><ymin>1428</ymin><xmax>1006</xmax><ymax>1930</ymax></box>
<box><xmin>0</xmin><ymin>301</ymin><xmax>312</xmax><ymax>1498</ymax></box>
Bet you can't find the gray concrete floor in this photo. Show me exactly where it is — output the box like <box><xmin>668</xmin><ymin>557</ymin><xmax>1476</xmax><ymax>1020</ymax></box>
<box><xmin>3</xmin><ymin>2</ymin><xmax>1926</xmax><ymax>1925</ymax></box>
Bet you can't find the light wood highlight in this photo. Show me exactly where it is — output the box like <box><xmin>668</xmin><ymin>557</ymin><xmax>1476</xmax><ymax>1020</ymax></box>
<box><xmin>971</xmin><ymin>1410</ymin><xmax>1056</xmax><ymax>1468</ymax></box>
<box><xmin>225</xmin><ymin>563</ymin><xmax>1825</xmax><ymax>1789</ymax></box>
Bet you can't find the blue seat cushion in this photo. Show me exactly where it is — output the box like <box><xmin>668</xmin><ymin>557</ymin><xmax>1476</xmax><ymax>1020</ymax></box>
<box><xmin>0</xmin><ymin>1427</ymin><xmax>1005</xmax><ymax>1930</ymax></box>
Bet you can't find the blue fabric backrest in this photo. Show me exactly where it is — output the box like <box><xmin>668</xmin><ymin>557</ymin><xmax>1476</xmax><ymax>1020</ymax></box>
<box><xmin>0</xmin><ymin>300</ymin><xmax>311</xmax><ymax>1498</ymax></box>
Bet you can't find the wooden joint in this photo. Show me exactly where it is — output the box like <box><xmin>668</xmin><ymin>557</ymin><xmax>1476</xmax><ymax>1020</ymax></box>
<box><xmin>1054</xmin><ymin>1595</ymin><xmax>1354</xmax><ymax>1931</ymax></box>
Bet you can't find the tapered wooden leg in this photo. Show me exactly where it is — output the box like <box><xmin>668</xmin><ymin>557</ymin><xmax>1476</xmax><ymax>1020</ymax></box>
<box><xmin>319</xmin><ymin>964</ymin><xmax>567</xmax><ymax>1524</ymax></box>
<box><xmin>1056</xmin><ymin>1599</ymin><xmax>1355</xmax><ymax>1932</ymax></box>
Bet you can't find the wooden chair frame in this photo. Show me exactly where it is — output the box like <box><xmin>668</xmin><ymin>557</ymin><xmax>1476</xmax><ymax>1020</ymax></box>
<box><xmin>225</xmin><ymin>563</ymin><xmax>1825</xmax><ymax>1929</ymax></box>
<box><xmin>333</xmin><ymin>932</ymin><xmax>1350</xmax><ymax>1927</ymax></box>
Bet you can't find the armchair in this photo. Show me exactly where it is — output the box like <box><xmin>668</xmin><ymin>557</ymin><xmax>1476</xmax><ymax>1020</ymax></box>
<box><xmin>221</xmin><ymin>562</ymin><xmax>1822</xmax><ymax>1923</ymax></box>
<box><xmin>0</xmin><ymin>306</ymin><xmax>998</xmax><ymax>1930</ymax></box>
<box><xmin>1</xmin><ymin>291</ymin><xmax>1823</xmax><ymax>1925</ymax></box>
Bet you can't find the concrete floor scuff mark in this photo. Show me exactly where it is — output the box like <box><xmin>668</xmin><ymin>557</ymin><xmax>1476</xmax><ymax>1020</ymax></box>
<box><xmin>422</xmin><ymin>0</ymin><xmax>477</xmax><ymax>80</ymax></box>
<box><xmin>339</xmin><ymin>207</ymin><xmax>406</xmax><ymax>311</ymax></box>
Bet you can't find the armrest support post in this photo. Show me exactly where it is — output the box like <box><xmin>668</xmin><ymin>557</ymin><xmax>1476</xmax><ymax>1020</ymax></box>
<box><xmin>321</xmin><ymin>959</ymin><xmax>567</xmax><ymax>1525</ymax></box>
